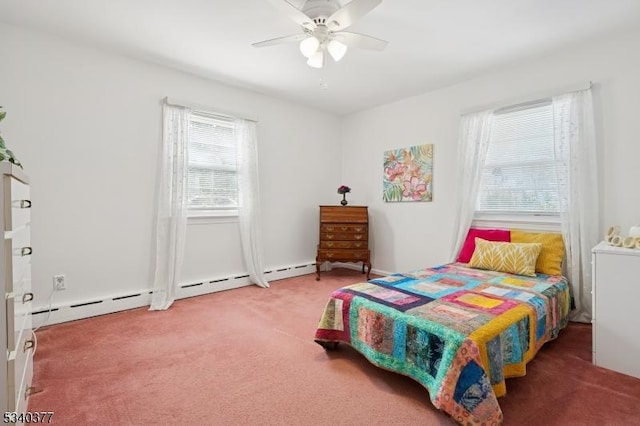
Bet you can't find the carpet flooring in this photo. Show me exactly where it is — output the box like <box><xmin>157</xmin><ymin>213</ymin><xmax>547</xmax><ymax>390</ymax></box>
<box><xmin>28</xmin><ymin>268</ymin><xmax>640</xmax><ymax>425</ymax></box>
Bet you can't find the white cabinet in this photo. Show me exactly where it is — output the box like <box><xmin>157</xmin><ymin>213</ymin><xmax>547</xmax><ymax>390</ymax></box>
<box><xmin>592</xmin><ymin>241</ymin><xmax>640</xmax><ymax>379</ymax></box>
<box><xmin>1</xmin><ymin>163</ymin><xmax>34</xmax><ymax>418</ymax></box>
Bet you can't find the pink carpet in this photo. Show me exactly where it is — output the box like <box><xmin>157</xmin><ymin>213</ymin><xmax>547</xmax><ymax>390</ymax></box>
<box><xmin>28</xmin><ymin>269</ymin><xmax>640</xmax><ymax>425</ymax></box>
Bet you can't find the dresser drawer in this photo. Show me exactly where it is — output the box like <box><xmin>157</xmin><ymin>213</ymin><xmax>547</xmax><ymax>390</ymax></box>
<box><xmin>15</xmin><ymin>356</ymin><xmax>34</xmax><ymax>420</ymax></box>
<box><xmin>4</xmin><ymin>176</ymin><xmax>31</xmax><ymax>232</ymax></box>
<box><xmin>6</xmin><ymin>285</ymin><xmax>33</xmax><ymax>353</ymax></box>
<box><xmin>319</xmin><ymin>240</ymin><xmax>367</xmax><ymax>249</ymax></box>
<box><xmin>7</xmin><ymin>328</ymin><xmax>35</xmax><ymax>412</ymax></box>
<box><xmin>317</xmin><ymin>249</ymin><xmax>370</xmax><ymax>261</ymax></box>
<box><xmin>5</xmin><ymin>225</ymin><xmax>32</xmax><ymax>293</ymax></box>
<box><xmin>319</xmin><ymin>206</ymin><xmax>368</xmax><ymax>223</ymax></box>
<box><xmin>321</xmin><ymin>224</ymin><xmax>367</xmax><ymax>233</ymax></box>
<box><xmin>320</xmin><ymin>231</ymin><xmax>367</xmax><ymax>241</ymax></box>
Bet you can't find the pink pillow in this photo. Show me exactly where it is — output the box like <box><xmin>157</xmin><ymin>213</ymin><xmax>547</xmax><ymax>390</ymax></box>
<box><xmin>457</xmin><ymin>228</ymin><xmax>511</xmax><ymax>263</ymax></box>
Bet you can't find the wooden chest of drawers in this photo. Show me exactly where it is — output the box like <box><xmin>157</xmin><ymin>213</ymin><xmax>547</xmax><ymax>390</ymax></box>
<box><xmin>316</xmin><ymin>205</ymin><xmax>371</xmax><ymax>280</ymax></box>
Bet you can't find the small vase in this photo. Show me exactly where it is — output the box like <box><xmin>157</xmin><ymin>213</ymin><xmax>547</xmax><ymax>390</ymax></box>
<box><xmin>340</xmin><ymin>193</ymin><xmax>348</xmax><ymax>206</ymax></box>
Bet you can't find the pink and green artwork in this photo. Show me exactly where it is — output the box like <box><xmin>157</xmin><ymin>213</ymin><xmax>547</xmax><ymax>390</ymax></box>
<box><xmin>383</xmin><ymin>144</ymin><xmax>433</xmax><ymax>202</ymax></box>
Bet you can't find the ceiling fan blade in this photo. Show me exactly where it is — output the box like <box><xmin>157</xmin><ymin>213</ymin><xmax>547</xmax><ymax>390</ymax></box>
<box><xmin>252</xmin><ymin>33</ymin><xmax>308</xmax><ymax>48</ymax></box>
<box><xmin>333</xmin><ymin>31</ymin><xmax>388</xmax><ymax>51</ymax></box>
<box><xmin>327</xmin><ymin>0</ymin><xmax>382</xmax><ymax>31</ymax></box>
<box><xmin>267</xmin><ymin>0</ymin><xmax>316</xmax><ymax>30</ymax></box>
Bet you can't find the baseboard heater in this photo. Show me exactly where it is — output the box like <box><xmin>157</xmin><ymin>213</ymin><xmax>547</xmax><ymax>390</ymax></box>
<box><xmin>31</xmin><ymin>262</ymin><xmax>317</xmax><ymax>327</ymax></box>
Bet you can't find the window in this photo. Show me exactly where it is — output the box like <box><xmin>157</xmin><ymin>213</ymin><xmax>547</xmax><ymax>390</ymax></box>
<box><xmin>187</xmin><ymin>112</ymin><xmax>238</xmax><ymax>215</ymax></box>
<box><xmin>476</xmin><ymin>100</ymin><xmax>563</xmax><ymax>217</ymax></box>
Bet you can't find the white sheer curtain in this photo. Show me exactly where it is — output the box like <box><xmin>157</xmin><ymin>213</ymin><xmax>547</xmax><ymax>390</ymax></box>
<box><xmin>235</xmin><ymin>118</ymin><xmax>269</xmax><ymax>288</ymax></box>
<box><xmin>150</xmin><ymin>103</ymin><xmax>190</xmax><ymax>310</ymax></box>
<box><xmin>553</xmin><ymin>88</ymin><xmax>599</xmax><ymax>323</ymax></box>
<box><xmin>450</xmin><ymin>109</ymin><xmax>494</xmax><ymax>261</ymax></box>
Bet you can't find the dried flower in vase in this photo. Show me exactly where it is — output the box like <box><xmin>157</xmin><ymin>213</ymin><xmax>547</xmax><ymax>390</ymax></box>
<box><xmin>337</xmin><ymin>185</ymin><xmax>351</xmax><ymax>194</ymax></box>
<box><xmin>337</xmin><ymin>185</ymin><xmax>351</xmax><ymax>206</ymax></box>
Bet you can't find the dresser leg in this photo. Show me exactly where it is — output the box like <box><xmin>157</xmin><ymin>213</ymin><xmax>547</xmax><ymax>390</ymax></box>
<box><xmin>316</xmin><ymin>262</ymin><xmax>321</xmax><ymax>281</ymax></box>
<box><xmin>365</xmin><ymin>262</ymin><xmax>371</xmax><ymax>280</ymax></box>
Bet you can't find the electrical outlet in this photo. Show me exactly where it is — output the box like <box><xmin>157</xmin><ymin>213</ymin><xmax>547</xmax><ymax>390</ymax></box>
<box><xmin>53</xmin><ymin>274</ymin><xmax>66</xmax><ymax>290</ymax></box>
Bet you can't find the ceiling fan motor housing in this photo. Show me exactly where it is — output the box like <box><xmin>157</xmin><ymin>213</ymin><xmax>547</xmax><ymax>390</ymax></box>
<box><xmin>301</xmin><ymin>0</ymin><xmax>341</xmax><ymax>22</ymax></box>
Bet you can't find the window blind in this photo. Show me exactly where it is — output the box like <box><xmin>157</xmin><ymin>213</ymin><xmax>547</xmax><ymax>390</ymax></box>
<box><xmin>187</xmin><ymin>113</ymin><xmax>237</xmax><ymax>211</ymax></box>
<box><xmin>477</xmin><ymin>101</ymin><xmax>562</xmax><ymax>214</ymax></box>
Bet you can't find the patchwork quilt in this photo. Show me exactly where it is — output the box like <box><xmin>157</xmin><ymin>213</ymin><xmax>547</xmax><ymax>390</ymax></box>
<box><xmin>314</xmin><ymin>263</ymin><xmax>570</xmax><ymax>425</ymax></box>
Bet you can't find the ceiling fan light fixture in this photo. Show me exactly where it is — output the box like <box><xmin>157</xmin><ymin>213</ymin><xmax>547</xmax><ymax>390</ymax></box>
<box><xmin>299</xmin><ymin>36</ymin><xmax>320</xmax><ymax>58</ymax></box>
<box><xmin>255</xmin><ymin>0</ymin><xmax>388</xmax><ymax>69</ymax></box>
<box><xmin>327</xmin><ymin>39</ymin><xmax>347</xmax><ymax>61</ymax></box>
<box><xmin>307</xmin><ymin>50</ymin><xmax>325</xmax><ymax>68</ymax></box>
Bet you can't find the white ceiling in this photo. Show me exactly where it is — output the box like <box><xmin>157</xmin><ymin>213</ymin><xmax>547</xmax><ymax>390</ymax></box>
<box><xmin>2</xmin><ymin>0</ymin><xmax>640</xmax><ymax>115</ymax></box>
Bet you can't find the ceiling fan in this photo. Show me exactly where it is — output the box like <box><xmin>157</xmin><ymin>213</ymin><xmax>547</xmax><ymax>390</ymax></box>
<box><xmin>253</xmin><ymin>0</ymin><xmax>388</xmax><ymax>68</ymax></box>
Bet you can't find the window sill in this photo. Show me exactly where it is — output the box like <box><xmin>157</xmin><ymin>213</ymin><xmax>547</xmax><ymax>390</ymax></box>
<box><xmin>188</xmin><ymin>210</ymin><xmax>238</xmax><ymax>224</ymax></box>
<box><xmin>473</xmin><ymin>213</ymin><xmax>561</xmax><ymax>232</ymax></box>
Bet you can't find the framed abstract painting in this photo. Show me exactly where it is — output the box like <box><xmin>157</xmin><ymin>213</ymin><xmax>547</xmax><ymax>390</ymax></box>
<box><xmin>383</xmin><ymin>144</ymin><xmax>433</xmax><ymax>202</ymax></box>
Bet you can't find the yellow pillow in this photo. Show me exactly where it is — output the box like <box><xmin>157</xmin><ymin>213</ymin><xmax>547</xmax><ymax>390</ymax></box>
<box><xmin>469</xmin><ymin>238</ymin><xmax>542</xmax><ymax>277</ymax></box>
<box><xmin>511</xmin><ymin>230</ymin><xmax>564</xmax><ymax>275</ymax></box>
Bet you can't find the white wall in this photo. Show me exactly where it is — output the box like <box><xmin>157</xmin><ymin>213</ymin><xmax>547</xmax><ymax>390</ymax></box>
<box><xmin>0</xmin><ymin>23</ymin><xmax>342</xmax><ymax>310</ymax></box>
<box><xmin>342</xmin><ymin>27</ymin><xmax>640</xmax><ymax>273</ymax></box>
<box><xmin>3</xmin><ymin>22</ymin><xmax>639</xmax><ymax>313</ymax></box>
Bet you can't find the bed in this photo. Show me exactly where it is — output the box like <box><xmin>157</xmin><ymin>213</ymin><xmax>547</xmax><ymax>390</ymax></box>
<box><xmin>314</xmin><ymin>231</ymin><xmax>570</xmax><ymax>424</ymax></box>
